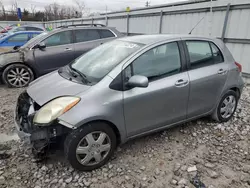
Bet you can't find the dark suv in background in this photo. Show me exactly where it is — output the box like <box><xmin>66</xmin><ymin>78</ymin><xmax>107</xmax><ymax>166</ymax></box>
<box><xmin>0</xmin><ymin>24</ymin><xmax>123</xmax><ymax>87</ymax></box>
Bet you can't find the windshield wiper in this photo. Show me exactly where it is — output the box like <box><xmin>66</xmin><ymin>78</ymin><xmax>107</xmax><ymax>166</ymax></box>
<box><xmin>68</xmin><ymin>65</ymin><xmax>90</xmax><ymax>84</ymax></box>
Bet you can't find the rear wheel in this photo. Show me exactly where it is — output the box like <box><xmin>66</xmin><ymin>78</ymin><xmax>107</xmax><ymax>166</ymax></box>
<box><xmin>2</xmin><ymin>64</ymin><xmax>34</xmax><ymax>88</ymax></box>
<box><xmin>64</xmin><ymin>122</ymin><xmax>117</xmax><ymax>171</ymax></box>
<box><xmin>212</xmin><ymin>90</ymin><xmax>238</xmax><ymax>122</ymax></box>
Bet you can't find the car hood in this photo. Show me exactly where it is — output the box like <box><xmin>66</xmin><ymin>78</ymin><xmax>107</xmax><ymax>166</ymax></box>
<box><xmin>27</xmin><ymin>71</ymin><xmax>91</xmax><ymax>106</ymax></box>
<box><xmin>0</xmin><ymin>50</ymin><xmax>23</xmax><ymax>66</ymax></box>
<box><xmin>0</xmin><ymin>47</ymin><xmax>13</xmax><ymax>53</ymax></box>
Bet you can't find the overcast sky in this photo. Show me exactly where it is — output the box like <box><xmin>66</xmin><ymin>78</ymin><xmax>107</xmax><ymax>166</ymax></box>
<box><xmin>3</xmin><ymin>0</ymin><xmax>186</xmax><ymax>13</ymax></box>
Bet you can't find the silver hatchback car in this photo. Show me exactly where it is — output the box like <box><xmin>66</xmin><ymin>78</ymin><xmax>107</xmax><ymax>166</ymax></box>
<box><xmin>15</xmin><ymin>35</ymin><xmax>244</xmax><ymax>171</ymax></box>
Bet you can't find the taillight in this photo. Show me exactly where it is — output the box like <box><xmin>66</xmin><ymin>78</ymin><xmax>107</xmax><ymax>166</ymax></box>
<box><xmin>235</xmin><ymin>62</ymin><xmax>242</xmax><ymax>72</ymax></box>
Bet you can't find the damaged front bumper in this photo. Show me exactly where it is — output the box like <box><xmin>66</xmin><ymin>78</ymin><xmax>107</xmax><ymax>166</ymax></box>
<box><xmin>15</xmin><ymin>91</ymin><xmax>72</xmax><ymax>153</ymax></box>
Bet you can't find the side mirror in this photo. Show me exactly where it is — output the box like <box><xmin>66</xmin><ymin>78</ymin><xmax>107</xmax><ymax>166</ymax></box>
<box><xmin>13</xmin><ymin>46</ymin><xmax>20</xmax><ymax>50</ymax></box>
<box><xmin>127</xmin><ymin>75</ymin><xmax>149</xmax><ymax>88</ymax></box>
<box><xmin>35</xmin><ymin>42</ymin><xmax>46</xmax><ymax>49</ymax></box>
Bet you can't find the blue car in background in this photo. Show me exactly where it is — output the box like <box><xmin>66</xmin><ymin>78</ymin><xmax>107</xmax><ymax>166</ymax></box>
<box><xmin>0</xmin><ymin>31</ymin><xmax>42</xmax><ymax>52</ymax></box>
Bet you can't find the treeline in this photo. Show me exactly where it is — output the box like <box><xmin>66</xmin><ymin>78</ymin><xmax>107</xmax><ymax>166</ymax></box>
<box><xmin>0</xmin><ymin>0</ymin><xmax>97</xmax><ymax>21</ymax></box>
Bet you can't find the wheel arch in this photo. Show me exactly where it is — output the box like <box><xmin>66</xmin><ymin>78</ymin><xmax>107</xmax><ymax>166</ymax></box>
<box><xmin>229</xmin><ymin>87</ymin><xmax>241</xmax><ymax>99</ymax></box>
<box><xmin>79</xmin><ymin>119</ymin><xmax>122</xmax><ymax>146</ymax></box>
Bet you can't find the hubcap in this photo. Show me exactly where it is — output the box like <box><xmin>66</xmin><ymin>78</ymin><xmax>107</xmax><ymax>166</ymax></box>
<box><xmin>7</xmin><ymin>67</ymin><xmax>30</xmax><ymax>87</ymax></box>
<box><xmin>220</xmin><ymin>95</ymin><xmax>236</xmax><ymax>119</ymax></box>
<box><xmin>76</xmin><ymin>131</ymin><xmax>111</xmax><ymax>166</ymax></box>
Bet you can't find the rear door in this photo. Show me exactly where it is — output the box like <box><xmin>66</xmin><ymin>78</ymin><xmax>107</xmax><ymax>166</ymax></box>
<box><xmin>73</xmin><ymin>29</ymin><xmax>103</xmax><ymax>58</ymax></box>
<box><xmin>34</xmin><ymin>30</ymin><xmax>75</xmax><ymax>74</ymax></box>
<box><xmin>184</xmin><ymin>40</ymin><xmax>228</xmax><ymax>118</ymax></box>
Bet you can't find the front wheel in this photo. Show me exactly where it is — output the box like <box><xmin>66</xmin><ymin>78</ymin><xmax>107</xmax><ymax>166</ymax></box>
<box><xmin>2</xmin><ymin>64</ymin><xmax>34</xmax><ymax>88</ymax></box>
<box><xmin>212</xmin><ymin>90</ymin><xmax>238</xmax><ymax>122</ymax></box>
<box><xmin>64</xmin><ymin>122</ymin><xmax>117</xmax><ymax>171</ymax></box>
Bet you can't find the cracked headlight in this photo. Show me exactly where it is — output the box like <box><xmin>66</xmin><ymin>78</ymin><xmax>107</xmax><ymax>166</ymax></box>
<box><xmin>33</xmin><ymin>96</ymin><xmax>80</xmax><ymax>124</ymax></box>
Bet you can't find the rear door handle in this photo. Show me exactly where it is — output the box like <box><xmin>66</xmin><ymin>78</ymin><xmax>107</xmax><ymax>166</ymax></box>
<box><xmin>175</xmin><ymin>79</ymin><xmax>189</xmax><ymax>87</ymax></box>
<box><xmin>218</xmin><ymin>69</ymin><xmax>227</xmax><ymax>74</ymax></box>
<box><xmin>64</xmin><ymin>48</ymin><xmax>72</xmax><ymax>51</ymax></box>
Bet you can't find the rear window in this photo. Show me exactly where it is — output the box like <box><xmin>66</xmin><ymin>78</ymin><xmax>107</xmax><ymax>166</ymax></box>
<box><xmin>99</xmin><ymin>29</ymin><xmax>115</xmax><ymax>38</ymax></box>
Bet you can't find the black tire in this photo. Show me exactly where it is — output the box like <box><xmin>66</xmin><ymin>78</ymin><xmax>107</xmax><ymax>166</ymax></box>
<box><xmin>64</xmin><ymin>122</ymin><xmax>117</xmax><ymax>171</ymax></box>
<box><xmin>212</xmin><ymin>90</ymin><xmax>238</xmax><ymax>122</ymax></box>
<box><xmin>2</xmin><ymin>63</ymin><xmax>34</xmax><ymax>88</ymax></box>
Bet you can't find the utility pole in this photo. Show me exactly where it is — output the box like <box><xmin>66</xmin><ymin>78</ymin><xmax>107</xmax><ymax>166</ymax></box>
<box><xmin>145</xmin><ymin>1</ymin><xmax>150</xmax><ymax>7</ymax></box>
<box><xmin>209</xmin><ymin>0</ymin><xmax>213</xmax><ymax>36</ymax></box>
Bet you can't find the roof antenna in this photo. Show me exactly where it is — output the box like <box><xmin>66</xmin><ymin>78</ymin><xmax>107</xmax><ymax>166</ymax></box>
<box><xmin>188</xmin><ymin>16</ymin><xmax>205</xmax><ymax>34</ymax></box>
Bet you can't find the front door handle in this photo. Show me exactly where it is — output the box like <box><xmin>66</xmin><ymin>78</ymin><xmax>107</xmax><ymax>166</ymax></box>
<box><xmin>64</xmin><ymin>48</ymin><xmax>72</xmax><ymax>51</ymax></box>
<box><xmin>218</xmin><ymin>69</ymin><xmax>227</xmax><ymax>74</ymax></box>
<box><xmin>175</xmin><ymin>79</ymin><xmax>189</xmax><ymax>87</ymax></box>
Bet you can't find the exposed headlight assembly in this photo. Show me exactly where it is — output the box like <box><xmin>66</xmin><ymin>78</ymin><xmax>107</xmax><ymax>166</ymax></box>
<box><xmin>33</xmin><ymin>96</ymin><xmax>80</xmax><ymax>124</ymax></box>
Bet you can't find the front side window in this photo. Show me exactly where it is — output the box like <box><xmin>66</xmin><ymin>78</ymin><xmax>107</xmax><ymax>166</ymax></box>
<box><xmin>8</xmin><ymin>33</ymin><xmax>29</xmax><ymax>42</ymax></box>
<box><xmin>71</xmin><ymin>40</ymin><xmax>144</xmax><ymax>83</ymax></box>
<box><xmin>126</xmin><ymin>42</ymin><xmax>181</xmax><ymax>81</ymax></box>
<box><xmin>75</xmin><ymin>29</ymin><xmax>100</xmax><ymax>43</ymax></box>
<box><xmin>99</xmin><ymin>29</ymin><xmax>115</xmax><ymax>38</ymax></box>
<box><xmin>186</xmin><ymin>41</ymin><xmax>214</xmax><ymax>69</ymax></box>
<box><xmin>43</xmin><ymin>31</ymin><xmax>72</xmax><ymax>47</ymax></box>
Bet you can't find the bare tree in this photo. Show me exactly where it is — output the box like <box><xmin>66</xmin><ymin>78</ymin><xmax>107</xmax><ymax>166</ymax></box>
<box><xmin>74</xmin><ymin>0</ymin><xmax>86</xmax><ymax>17</ymax></box>
<box><xmin>43</xmin><ymin>2</ymin><xmax>86</xmax><ymax>21</ymax></box>
<box><xmin>44</xmin><ymin>4</ymin><xmax>53</xmax><ymax>21</ymax></box>
<box><xmin>0</xmin><ymin>0</ymin><xmax>6</xmax><ymax>20</ymax></box>
<box><xmin>58</xmin><ymin>6</ymin><xmax>65</xmax><ymax>20</ymax></box>
<box><xmin>30</xmin><ymin>4</ymin><xmax>36</xmax><ymax>16</ymax></box>
<box><xmin>52</xmin><ymin>3</ymin><xmax>60</xmax><ymax>20</ymax></box>
<box><xmin>11</xmin><ymin>0</ymin><xmax>18</xmax><ymax>15</ymax></box>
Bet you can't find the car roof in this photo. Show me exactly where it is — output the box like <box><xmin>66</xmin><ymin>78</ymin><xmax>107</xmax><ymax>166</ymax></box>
<box><xmin>120</xmin><ymin>34</ymin><xmax>217</xmax><ymax>45</ymax></box>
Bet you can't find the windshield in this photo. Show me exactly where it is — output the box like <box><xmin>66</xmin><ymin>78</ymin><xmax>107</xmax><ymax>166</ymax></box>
<box><xmin>71</xmin><ymin>40</ymin><xmax>144</xmax><ymax>84</ymax></box>
<box><xmin>21</xmin><ymin>32</ymin><xmax>48</xmax><ymax>49</ymax></box>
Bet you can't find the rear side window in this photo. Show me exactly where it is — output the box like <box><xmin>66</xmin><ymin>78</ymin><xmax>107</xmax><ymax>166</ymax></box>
<box><xmin>75</xmin><ymin>29</ymin><xmax>100</xmax><ymax>43</ymax></box>
<box><xmin>186</xmin><ymin>41</ymin><xmax>224</xmax><ymax>69</ymax></box>
<box><xmin>32</xmin><ymin>33</ymin><xmax>40</xmax><ymax>38</ymax></box>
<box><xmin>210</xmin><ymin>42</ymin><xmax>223</xmax><ymax>63</ymax></box>
<box><xmin>43</xmin><ymin>31</ymin><xmax>72</xmax><ymax>47</ymax></box>
<box><xmin>186</xmin><ymin>41</ymin><xmax>213</xmax><ymax>69</ymax></box>
<box><xmin>8</xmin><ymin>33</ymin><xmax>29</xmax><ymax>42</ymax></box>
<box><xmin>99</xmin><ymin>29</ymin><xmax>115</xmax><ymax>38</ymax></box>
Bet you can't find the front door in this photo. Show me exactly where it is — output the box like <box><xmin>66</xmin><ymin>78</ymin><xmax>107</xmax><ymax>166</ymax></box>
<box><xmin>34</xmin><ymin>30</ymin><xmax>75</xmax><ymax>75</ymax></box>
<box><xmin>123</xmin><ymin>42</ymin><xmax>189</xmax><ymax>137</ymax></box>
<box><xmin>184</xmin><ymin>40</ymin><xmax>229</xmax><ymax>118</ymax></box>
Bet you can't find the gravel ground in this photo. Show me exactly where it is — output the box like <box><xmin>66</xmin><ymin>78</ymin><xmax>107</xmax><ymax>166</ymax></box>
<box><xmin>0</xmin><ymin>85</ymin><xmax>249</xmax><ymax>188</ymax></box>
